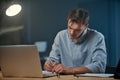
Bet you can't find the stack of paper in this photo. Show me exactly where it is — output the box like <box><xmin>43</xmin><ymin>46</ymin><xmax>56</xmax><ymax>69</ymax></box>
<box><xmin>75</xmin><ymin>73</ymin><xmax>114</xmax><ymax>78</ymax></box>
<box><xmin>42</xmin><ymin>71</ymin><xmax>57</xmax><ymax>77</ymax></box>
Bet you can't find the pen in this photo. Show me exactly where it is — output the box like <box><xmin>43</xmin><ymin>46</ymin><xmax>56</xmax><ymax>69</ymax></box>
<box><xmin>50</xmin><ymin>60</ymin><xmax>60</xmax><ymax>78</ymax></box>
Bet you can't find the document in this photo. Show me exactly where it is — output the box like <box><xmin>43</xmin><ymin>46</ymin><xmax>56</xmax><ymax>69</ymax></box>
<box><xmin>75</xmin><ymin>73</ymin><xmax>114</xmax><ymax>78</ymax></box>
<box><xmin>42</xmin><ymin>71</ymin><xmax>57</xmax><ymax>77</ymax></box>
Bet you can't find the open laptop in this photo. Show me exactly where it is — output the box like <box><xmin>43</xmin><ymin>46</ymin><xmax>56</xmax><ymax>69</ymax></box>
<box><xmin>0</xmin><ymin>45</ymin><xmax>56</xmax><ymax>78</ymax></box>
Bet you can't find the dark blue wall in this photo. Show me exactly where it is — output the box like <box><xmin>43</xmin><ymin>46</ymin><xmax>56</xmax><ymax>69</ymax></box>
<box><xmin>23</xmin><ymin>0</ymin><xmax>120</xmax><ymax>67</ymax></box>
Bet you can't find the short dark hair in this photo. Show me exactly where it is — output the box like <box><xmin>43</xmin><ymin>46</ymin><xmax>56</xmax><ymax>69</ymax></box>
<box><xmin>67</xmin><ymin>8</ymin><xmax>89</xmax><ymax>25</ymax></box>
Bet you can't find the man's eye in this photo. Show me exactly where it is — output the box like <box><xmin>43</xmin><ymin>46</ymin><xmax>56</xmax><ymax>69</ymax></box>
<box><xmin>69</xmin><ymin>27</ymin><xmax>72</xmax><ymax>29</ymax></box>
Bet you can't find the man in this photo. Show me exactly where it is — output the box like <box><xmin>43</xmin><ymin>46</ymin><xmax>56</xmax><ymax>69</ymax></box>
<box><xmin>44</xmin><ymin>8</ymin><xmax>107</xmax><ymax>74</ymax></box>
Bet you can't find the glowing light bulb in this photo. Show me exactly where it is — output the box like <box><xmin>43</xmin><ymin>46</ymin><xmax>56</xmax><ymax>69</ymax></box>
<box><xmin>6</xmin><ymin>4</ymin><xmax>22</xmax><ymax>16</ymax></box>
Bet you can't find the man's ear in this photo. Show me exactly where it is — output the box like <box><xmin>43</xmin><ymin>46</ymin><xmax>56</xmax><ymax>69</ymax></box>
<box><xmin>86</xmin><ymin>24</ymin><xmax>89</xmax><ymax>28</ymax></box>
<box><xmin>84</xmin><ymin>24</ymin><xmax>89</xmax><ymax>29</ymax></box>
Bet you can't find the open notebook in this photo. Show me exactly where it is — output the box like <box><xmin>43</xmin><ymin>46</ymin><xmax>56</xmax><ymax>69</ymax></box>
<box><xmin>75</xmin><ymin>59</ymin><xmax>120</xmax><ymax>78</ymax></box>
<box><xmin>0</xmin><ymin>45</ymin><xmax>56</xmax><ymax>78</ymax></box>
<box><xmin>75</xmin><ymin>73</ymin><xmax>114</xmax><ymax>78</ymax></box>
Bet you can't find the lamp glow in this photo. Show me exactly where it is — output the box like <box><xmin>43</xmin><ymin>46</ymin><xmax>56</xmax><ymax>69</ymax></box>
<box><xmin>6</xmin><ymin>4</ymin><xmax>22</xmax><ymax>16</ymax></box>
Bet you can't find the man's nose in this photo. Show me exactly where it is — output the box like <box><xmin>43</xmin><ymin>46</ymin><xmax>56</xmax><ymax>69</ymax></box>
<box><xmin>70</xmin><ymin>30</ymin><xmax>74</xmax><ymax>34</ymax></box>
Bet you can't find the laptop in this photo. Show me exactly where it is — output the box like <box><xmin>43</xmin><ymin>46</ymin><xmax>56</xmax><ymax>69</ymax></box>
<box><xmin>0</xmin><ymin>45</ymin><xmax>56</xmax><ymax>78</ymax></box>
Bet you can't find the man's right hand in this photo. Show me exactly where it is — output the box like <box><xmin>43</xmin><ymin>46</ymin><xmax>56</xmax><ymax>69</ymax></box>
<box><xmin>44</xmin><ymin>61</ymin><xmax>56</xmax><ymax>72</ymax></box>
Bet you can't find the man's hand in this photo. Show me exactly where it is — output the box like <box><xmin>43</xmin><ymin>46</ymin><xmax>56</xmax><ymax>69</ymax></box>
<box><xmin>45</xmin><ymin>61</ymin><xmax>92</xmax><ymax>74</ymax></box>
<box><xmin>44</xmin><ymin>61</ymin><xmax>68</xmax><ymax>73</ymax></box>
<box><xmin>45</xmin><ymin>62</ymin><xmax>73</xmax><ymax>74</ymax></box>
<box><xmin>52</xmin><ymin>64</ymin><xmax>69</xmax><ymax>74</ymax></box>
<box><xmin>44</xmin><ymin>61</ymin><xmax>57</xmax><ymax>72</ymax></box>
<box><xmin>52</xmin><ymin>64</ymin><xmax>64</xmax><ymax>73</ymax></box>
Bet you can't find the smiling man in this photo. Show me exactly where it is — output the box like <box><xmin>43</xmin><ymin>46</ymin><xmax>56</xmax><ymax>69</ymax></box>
<box><xmin>44</xmin><ymin>8</ymin><xmax>107</xmax><ymax>74</ymax></box>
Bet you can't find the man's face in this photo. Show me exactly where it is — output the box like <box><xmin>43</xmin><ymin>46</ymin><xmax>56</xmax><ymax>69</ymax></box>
<box><xmin>68</xmin><ymin>20</ymin><xmax>88</xmax><ymax>41</ymax></box>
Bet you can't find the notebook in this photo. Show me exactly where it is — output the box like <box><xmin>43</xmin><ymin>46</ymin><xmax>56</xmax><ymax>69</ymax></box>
<box><xmin>75</xmin><ymin>73</ymin><xmax>114</xmax><ymax>78</ymax></box>
<box><xmin>75</xmin><ymin>59</ymin><xmax>120</xmax><ymax>78</ymax></box>
<box><xmin>0</xmin><ymin>45</ymin><xmax>56</xmax><ymax>78</ymax></box>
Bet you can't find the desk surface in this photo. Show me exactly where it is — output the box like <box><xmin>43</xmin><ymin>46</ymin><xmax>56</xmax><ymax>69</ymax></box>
<box><xmin>0</xmin><ymin>71</ymin><xmax>117</xmax><ymax>80</ymax></box>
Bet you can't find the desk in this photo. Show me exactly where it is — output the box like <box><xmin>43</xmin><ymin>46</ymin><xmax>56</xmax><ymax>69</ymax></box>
<box><xmin>0</xmin><ymin>71</ymin><xmax>117</xmax><ymax>80</ymax></box>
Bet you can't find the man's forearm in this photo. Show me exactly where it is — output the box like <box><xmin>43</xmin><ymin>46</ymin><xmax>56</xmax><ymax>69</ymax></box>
<box><xmin>63</xmin><ymin>67</ymin><xmax>92</xmax><ymax>74</ymax></box>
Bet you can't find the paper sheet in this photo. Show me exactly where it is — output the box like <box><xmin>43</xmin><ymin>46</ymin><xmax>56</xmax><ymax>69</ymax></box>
<box><xmin>75</xmin><ymin>73</ymin><xmax>114</xmax><ymax>78</ymax></box>
<box><xmin>42</xmin><ymin>71</ymin><xmax>57</xmax><ymax>77</ymax></box>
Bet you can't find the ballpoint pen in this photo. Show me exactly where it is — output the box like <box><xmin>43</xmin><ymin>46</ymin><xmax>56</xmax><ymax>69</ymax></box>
<box><xmin>50</xmin><ymin>60</ymin><xmax>60</xmax><ymax>78</ymax></box>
